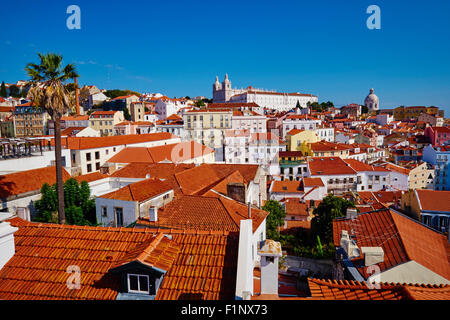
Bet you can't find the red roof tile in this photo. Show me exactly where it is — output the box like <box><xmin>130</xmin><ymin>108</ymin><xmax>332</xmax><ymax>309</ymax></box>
<box><xmin>0</xmin><ymin>166</ymin><xmax>71</xmax><ymax>198</ymax></box>
<box><xmin>306</xmin><ymin>278</ymin><xmax>450</xmax><ymax>300</ymax></box>
<box><xmin>62</xmin><ymin>133</ymin><xmax>176</xmax><ymax>150</ymax></box>
<box><xmin>308</xmin><ymin>157</ymin><xmax>356</xmax><ymax>175</ymax></box>
<box><xmin>106</xmin><ymin>141</ymin><xmax>213</xmax><ymax>164</ymax></box>
<box><xmin>100</xmin><ymin>178</ymin><xmax>172</xmax><ymax>202</ymax></box>
<box><xmin>415</xmin><ymin>190</ymin><xmax>450</xmax><ymax>212</ymax></box>
<box><xmin>333</xmin><ymin>209</ymin><xmax>450</xmax><ymax>281</ymax></box>
<box><xmin>0</xmin><ymin>218</ymin><xmax>238</xmax><ymax>300</ymax></box>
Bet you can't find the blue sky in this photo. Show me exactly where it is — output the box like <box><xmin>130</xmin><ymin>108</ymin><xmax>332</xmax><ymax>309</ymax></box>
<box><xmin>1</xmin><ymin>0</ymin><xmax>449</xmax><ymax>113</ymax></box>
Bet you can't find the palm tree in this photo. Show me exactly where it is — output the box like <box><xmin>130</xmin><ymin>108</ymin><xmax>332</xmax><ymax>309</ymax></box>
<box><xmin>25</xmin><ymin>53</ymin><xmax>79</xmax><ymax>224</ymax></box>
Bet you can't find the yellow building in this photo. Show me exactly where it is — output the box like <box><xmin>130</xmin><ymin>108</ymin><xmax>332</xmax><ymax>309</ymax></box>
<box><xmin>286</xmin><ymin>129</ymin><xmax>319</xmax><ymax>151</ymax></box>
<box><xmin>184</xmin><ymin>108</ymin><xmax>232</xmax><ymax>151</ymax></box>
<box><xmin>300</xmin><ymin>141</ymin><xmax>350</xmax><ymax>159</ymax></box>
<box><xmin>394</xmin><ymin>106</ymin><xmax>428</xmax><ymax>121</ymax></box>
<box><xmin>89</xmin><ymin>110</ymin><xmax>124</xmax><ymax>136</ymax></box>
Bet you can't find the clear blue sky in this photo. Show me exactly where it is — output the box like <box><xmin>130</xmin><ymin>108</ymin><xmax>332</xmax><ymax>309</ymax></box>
<box><xmin>1</xmin><ymin>0</ymin><xmax>449</xmax><ymax>113</ymax></box>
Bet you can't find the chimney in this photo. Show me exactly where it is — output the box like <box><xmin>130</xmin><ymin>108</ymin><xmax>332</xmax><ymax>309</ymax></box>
<box><xmin>0</xmin><ymin>221</ymin><xmax>18</xmax><ymax>271</ymax></box>
<box><xmin>257</xmin><ymin>239</ymin><xmax>282</xmax><ymax>295</ymax></box>
<box><xmin>235</xmin><ymin>219</ymin><xmax>254</xmax><ymax>300</ymax></box>
<box><xmin>346</xmin><ymin>208</ymin><xmax>358</xmax><ymax>220</ymax></box>
<box><xmin>340</xmin><ymin>230</ymin><xmax>360</xmax><ymax>259</ymax></box>
<box><xmin>361</xmin><ymin>247</ymin><xmax>384</xmax><ymax>266</ymax></box>
<box><xmin>226</xmin><ymin>182</ymin><xmax>246</xmax><ymax>203</ymax></box>
<box><xmin>149</xmin><ymin>207</ymin><xmax>157</xmax><ymax>222</ymax></box>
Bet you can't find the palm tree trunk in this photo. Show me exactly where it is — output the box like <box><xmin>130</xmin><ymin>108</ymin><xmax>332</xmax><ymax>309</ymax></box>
<box><xmin>54</xmin><ymin>115</ymin><xmax>66</xmax><ymax>224</ymax></box>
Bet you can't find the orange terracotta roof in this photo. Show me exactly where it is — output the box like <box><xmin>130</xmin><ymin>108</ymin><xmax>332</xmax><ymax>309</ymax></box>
<box><xmin>415</xmin><ymin>190</ymin><xmax>450</xmax><ymax>212</ymax></box>
<box><xmin>61</xmin><ymin>127</ymin><xmax>87</xmax><ymax>136</ymax></box>
<box><xmin>287</xmin><ymin>129</ymin><xmax>304</xmax><ymax>135</ymax></box>
<box><xmin>174</xmin><ymin>164</ymin><xmax>222</xmax><ymax>195</ymax></box>
<box><xmin>209</xmin><ymin>170</ymin><xmax>246</xmax><ymax>195</ymax></box>
<box><xmin>303</xmin><ymin>177</ymin><xmax>324</xmax><ymax>187</ymax></box>
<box><xmin>111</xmin><ymin>233</ymin><xmax>179</xmax><ymax>272</ymax></box>
<box><xmin>0</xmin><ymin>166</ymin><xmax>71</xmax><ymax>198</ymax></box>
<box><xmin>309</xmin><ymin>141</ymin><xmax>348</xmax><ymax>152</ymax></box>
<box><xmin>0</xmin><ymin>218</ymin><xmax>238</xmax><ymax>300</ymax></box>
<box><xmin>61</xmin><ymin>115</ymin><xmax>89</xmax><ymax>121</ymax></box>
<box><xmin>343</xmin><ymin>159</ymin><xmax>390</xmax><ymax>172</ymax></box>
<box><xmin>308</xmin><ymin>157</ymin><xmax>356</xmax><ymax>175</ymax></box>
<box><xmin>333</xmin><ymin>209</ymin><xmax>450</xmax><ymax>281</ymax></box>
<box><xmin>166</xmin><ymin>114</ymin><xmax>182</xmax><ymax>121</ymax></box>
<box><xmin>284</xmin><ymin>198</ymin><xmax>308</xmax><ymax>217</ymax></box>
<box><xmin>138</xmin><ymin>193</ymin><xmax>267</xmax><ymax>234</ymax></box>
<box><xmin>100</xmin><ymin>178</ymin><xmax>172</xmax><ymax>202</ymax></box>
<box><xmin>110</xmin><ymin>162</ymin><xmax>195</xmax><ymax>179</ymax></box>
<box><xmin>307</xmin><ymin>278</ymin><xmax>450</xmax><ymax>300</ymax></box>
<box><xmin>357</xmin><ymin>191</ymin><xmax>402</xmax><ymax>205</ymax></box>
<box><xmin>62</xmin><ymin>133</ymin><xmax>176</xmax><ymax>150</ymax></box>
<box><xmin>271</xmin><ymin>180</ymin><xmax>303</xmax><ymax>194</ymax></box>
<box><xmin>106</xmin><ymin>141</ymin><xmax>213</xmax><ymax>164</ymax></box>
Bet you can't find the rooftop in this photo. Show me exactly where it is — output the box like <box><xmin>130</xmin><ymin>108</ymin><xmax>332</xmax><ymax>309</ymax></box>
<box><xmin>0</xmin><ymin>218</ymin><xmax>238</xmax><ymax>300</ymax></box>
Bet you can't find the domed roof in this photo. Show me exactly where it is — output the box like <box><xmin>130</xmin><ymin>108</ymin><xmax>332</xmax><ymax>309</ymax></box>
<box><xmin>364</xmin><ymin>88</ymin><xmax>379</xmax><ymax>106</ymax></box>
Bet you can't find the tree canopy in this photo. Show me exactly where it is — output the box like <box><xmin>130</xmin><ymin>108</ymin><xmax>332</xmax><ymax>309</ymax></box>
<box><xmin>34</xmin><ymin>178</ymin><xmax>97</xmax><ymax>226</ymax></box>
<box><xmin>104</xmin><ymin>89</ymin><xmax>140</xmax><ymax>99</ymax></box>
<box><xmin>311</xmin><ymin>194</ymin><xmax>355</xmax><ymax>244</ymax></box>
<box><xmin>262</xmin><ymin>200</ymin><xmax>286</xmax><ymax>239</ymax></box>
<box><xmin>0</xmin><ymin>81</ymin><xmax>7</xmax><ymax>97</ymax></box>
<box><xmin>307</xmin><ymin>101</ymin><xmax>334</xmax><ymax>112</ymax></box>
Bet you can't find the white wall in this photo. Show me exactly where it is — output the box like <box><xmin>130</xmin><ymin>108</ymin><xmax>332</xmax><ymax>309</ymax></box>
<box><xmin>96</xmin><ymin>197</ymin><xmax>137</xmax><ymax>227</ymax></box>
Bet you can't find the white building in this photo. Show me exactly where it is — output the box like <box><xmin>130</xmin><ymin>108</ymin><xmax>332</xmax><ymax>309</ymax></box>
<box><xmin>96</xmin><ymin>178</ymin><xmax>174</xmax><ymax>227</ymax></box>
<box><xmin>282</xmin><ymin>113</ymin><xmax>322</xmax><ymax>138</ymax></box>
<box><xmin>212</xmin><ymin>74</ymin><xmax>318</xmax><ymax>111</ymax></box>
<box><xmin>68</xmin><ymin>132</ymin><xmax>181</xmax><ymax>175</ymax></box>
<box><xmin>231</xmin><ymin>110</ymin><xmax>267</xmax><ymax>133</ymax></box>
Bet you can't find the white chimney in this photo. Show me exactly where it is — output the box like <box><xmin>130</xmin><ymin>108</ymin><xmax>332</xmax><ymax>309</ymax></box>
<box><xmin>258</xmin><ymin>239</ymin><xmax>282</xmax><ymax>295</ymax></box>
<box><xmin>235</xmin><ymin>219</ymin><xmax>254</xmax><ymax>300</ymax></box>
<box><xmin>340</xmin><ymin>230</ymin><xmax>360</xmax><ymax>259</ymax></box>
<box><xmin>149</xmin><ymin>207</ymin><xmax>157</xmax><ymax>222</ymax></box>
<box><xmin>346</xmin><ymin>208</ymin><xmax>358</xmax><ymax>220</ymax></box>
<box><xmin>361</xmin><ymin>247</ymin><xmax>384</xmax><ymax>266</ymax></box>
<box><xmin>0</xmin><ymin>221</ymin><xmax>18</xmax><ymax>271</ymax></box>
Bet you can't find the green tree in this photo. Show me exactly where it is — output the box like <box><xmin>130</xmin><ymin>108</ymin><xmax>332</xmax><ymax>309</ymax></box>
<box><xmin>8</xmin><ymin>85</ymin><xmax>20</xmax><ymax>97</ymax></box>
<box><xmin>34</xmin><ymin>183</ymin><xmax>58</xmax><ymax>223</ymax></box>
<box><xmin>25</xmin><ymin>53</ymin><xmax>79</xmax><ymax>224</ymax></box>
<box><xmin>0</xmin><ymin>81</ymin><xmax>7</xmax><ymax>97</ymax></box>
<box><xmin>195</xmin><ymin>99</ymin><xmax>206</xmax><ymax>108</ymax></box>
<box><xmin>34</xmin><ymin>178</ymin><xmax>97</xmax><ymax>226</ymax></box>
<box><xmin>123</xmin><ymin>106</ymin><xmax>131</xmax><ymax>121</ymax></box>
<box><xmin>311</xmin><ymin>194</ymin><xmax>355</xmax><ymax>244</ymax></box>
<box><xmin>104</xmin><ymin>89</ymin><xmax>140</xmax><ymax>99</ymax></box>
<box><xmin>262</xmin><ymin>200</ymin><xmax>286</xmax><ymax>240</ymax></box>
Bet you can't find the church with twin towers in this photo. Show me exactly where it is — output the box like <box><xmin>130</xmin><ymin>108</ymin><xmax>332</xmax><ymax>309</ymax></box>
<box><xmin>212</xmin><ymin>74</ymin><xmax>318</xmax><ymax>111</ymax></box>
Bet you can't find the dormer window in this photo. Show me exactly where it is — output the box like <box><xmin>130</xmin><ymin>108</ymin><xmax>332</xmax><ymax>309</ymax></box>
<box><xmin>127</xmin><ymin>274</ymin><xmax>152</xmax><ymax>295</ymax></box>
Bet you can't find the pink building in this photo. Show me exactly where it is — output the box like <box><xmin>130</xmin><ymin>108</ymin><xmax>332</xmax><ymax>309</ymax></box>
<box><xmin>424</xmin><ymin>126</ymin><xmax>450</xmax><ymax>146</ymax></box>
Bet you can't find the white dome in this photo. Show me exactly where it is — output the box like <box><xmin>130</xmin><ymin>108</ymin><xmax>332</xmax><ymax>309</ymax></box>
<box><xmin>364</xmin><ymin>88</ymin><xmax>379</xmax><ymax>111</ymax></box>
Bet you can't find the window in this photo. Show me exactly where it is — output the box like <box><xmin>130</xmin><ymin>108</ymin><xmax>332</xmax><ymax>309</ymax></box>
<box><xmin>95</xmin><ymin>151</ymin><xmax>100</xmax><ymax>160</ymax></box>
<box><xmin>114</xmin><ymin>207</ymin><xmax>124</xmax><ymax>227</ymax></box>
<box><xmin>96</xmin><ymin>162</ymin><xmax>100</xmax><ymax>170</ymax></box>
<box><xmin>101</xmin><ymin>206</ymin><xmax>108</xmax><ymax>217</ymax></box>
<box><xmin>127</xmin><ymin>274</ymin><xmax>150</xmax><ymax>294</ymax></box>
<box><xmin>86</xmin><ymin>153</ymin><xmax>91</xmax><ymax>161</ymax></box>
